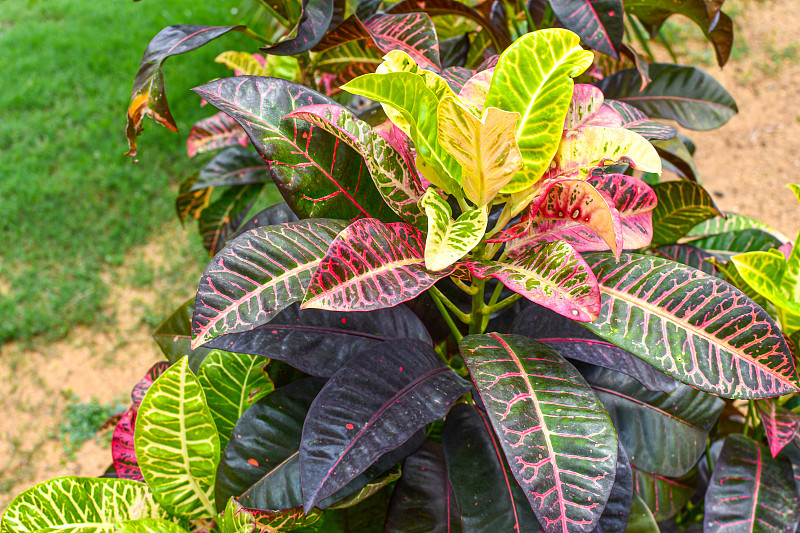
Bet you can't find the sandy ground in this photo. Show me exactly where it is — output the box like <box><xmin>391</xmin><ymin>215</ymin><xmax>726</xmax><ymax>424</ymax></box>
<box><xmin>1</xmin><ymin>0</ymin><xmax>799</xmax><ymax>513</ymax></box>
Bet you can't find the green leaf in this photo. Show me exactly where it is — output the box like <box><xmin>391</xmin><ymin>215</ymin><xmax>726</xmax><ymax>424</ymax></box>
<box><xmin>625</xmin><ymin>493</ymin><xmax>659</xmax><ymax>533</ymax></box>
<box><xmin>176</xmin><ymin>173</ymin><xmax>212</xmax><ymax>224</ymax></box>
<box><xmin>420</xmin><ymin>188</ymin><xmax>488</xmax><ymax>271</ymax></box>
<box><xmin>197</xmin><ymin>350</ymin><xmax>274</xmax><ymax>450</ymax></box>
<box><xmin>632</xmin><ymin>468</ymin><xmax>694</xmax><ymax>521</ymax></box>
<box><xmin>484</xmin><ymin>28</ymin><xmax>594</xmax><ymax>193</ymax></box>
<box><xmin>650</xmin><ymin>181</ymin><xmax>722</xmax><ymax>246</ymax></box>
<box><xmin>596</xmin><ymin>64</ymin><xmax>737</xmax><ymax>130</ymax></box>
<box><xmin>0</xmin><ymin>477</ymin><xmax>174</xmax><ymax>532</ymax></box>
<box><xmin>732</xmin><ymin>249</ymin><xmax>799</xmax><ymax>313</ymax></box>
<box><xmin>688</xmin><ymin>213</ymin><xmax>784</xmax><ymax>239</ymax></box>
<box><xmin>115</xmin><ymin>519</ymin><xmax>191</xmax><ymax>533</ymax></box>
<box><xmin>342</xmin><ymin>68</ymin><xmax>462</xmax><ymax>193</ymax></box>
<box><xmin>583</xmin><ymin>253</ymin><xmax>799</xmax><ymax>399</ymax></box>
<box><xmin>437</xmin><ymin>96</ymin><xmax>522</xmax><ymax>206</ymax></box>
<box><xmin>780</xmin><ymin>184</ymin><xmax>800</xmax><ymax>303</ymax></box>
<box><xmin>460</xmin><ymin>334</ymin><xmax>618</xmax><ymax>533</ymax></box>
<box><xmin>198</xmin><ymin>183</ymin><xmax>264</xmax><ymax>256</ymax></box>
<box><xmin>651</xmin><ymin>136</ymin><xmax>699</xmax><ymax>182</ymax></box>
<box><xmin>554</xmin><ymin>126</ymin><xmax>662</xmax><ymax>177</ymax></box>
<box><xmin>687</xmin><ymin>228</ymin><xmax>784</xmax><ymax>260</ymax></box>
<box><xmin>152</xmin><ymin>299</ymin><xmax>213</xmax><ymax>373</ymax></box>
<box><xmin>217</xmin><ymin>499</ymin><xmax>256</xmax><ymax>533</ymax></box>
<box><xmin>135</xmin><ymin>357</ymin><xmax>219</xmax><ymax>519</ymax></box>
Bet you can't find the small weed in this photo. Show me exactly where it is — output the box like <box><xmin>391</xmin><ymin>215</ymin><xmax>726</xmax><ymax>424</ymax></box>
<box><xmin>56</xmin><ymin>393</ymin><xmax>127</xmax><ymax>459</ymax></box>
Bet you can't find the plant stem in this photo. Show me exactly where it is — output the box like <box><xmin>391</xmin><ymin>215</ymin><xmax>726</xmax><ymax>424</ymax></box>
<box><xmin>429</xmin><ymin>286</ymin><xmax>471</xmax><ymax>324</ymax></box>
<box><xmin>482</xmin><ymin>293</ymin><xmax>522</xmax><ymax>315</ymax></box>
<box><xmin>241</xmin><ymin>27</ymin><xmax>271</xmax><ymax>44</ymax></box>
<box><xmin>469</xmin><ymin>279</ymin><xmax>487</xmax><ymax>335</ymax></box>
<box><xmin>429</xmin><ymin>290</ymin><xmax>464</xmax><ymax>343</ymax></box>
<box><xmin>484</xmin><ymin>204</ymin><xmax>514</xmax><ymax>240</ymax></box>
<box><xmin>451</xmin><ymin>276</ymin><xmax>479</xmax><ymax>295</ymax></box>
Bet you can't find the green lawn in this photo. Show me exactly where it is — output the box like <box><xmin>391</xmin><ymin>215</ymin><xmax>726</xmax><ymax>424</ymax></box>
<box><xmin>0</xmin><ymin>0</ymin><xmax>255</xmax><ymax>341</ymax></box>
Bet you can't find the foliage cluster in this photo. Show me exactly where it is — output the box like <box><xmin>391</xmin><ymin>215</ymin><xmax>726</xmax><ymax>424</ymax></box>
<box><xmin>4</xmin><ymin>0</ymin><xmax>800</xmax><ymax>532</ymax></box>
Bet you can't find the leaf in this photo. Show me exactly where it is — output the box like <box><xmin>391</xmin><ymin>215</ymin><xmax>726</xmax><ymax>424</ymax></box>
<box><xmin>125</xmin><ymin>25</ymin><xmax>244</xmax><ymax>158</ymax></box>
<box><xmin>757</xmin><ymin>400</ymin><xmax>800</xmax><ymax>458</ymax></box>
<box><xmin>301</xmin><ymin>219</ymin><xmax>456</xmax><ymax>311</ymax></box>
<box><xmin>217</xmin><ymin>499</ymin><xmax>256</xmax><ymax>533</ymax></box>
<box><xmin>651</xmin><ymin>137</ymin><xmax>699</xmax><ymax>181</ymax></box>
<box><xmin>421</xmin><ymin>189</ymin><xmax>488</xmax><ymax>271</ymax></box>
<box><xmin>460</xmin><ymin>333</ymin><xmax>618</xmax><ymax>533</ymax></box>
<box><xmin>484</xmin><ymin>29</ymin><xmax>594</xmax><ymax>193</ymax></box>
<box><xmin>595</xmin><ymin>64</ymin><xmax>738</xmax><ymax>130</ymax></box>
<box><xmin>187</xmin><ymin>112</ymin><xmax>249</xmax><ymax>158</ymax></box>
<box><xmin>191</xmin><ymin>218</ymin><xmax>348</xmax><ymax>348</ymax></box>
<box><xmin>204</xmin><ymin>302</ymin><xmax>432</xmax><ymax>378</ymax></box>
<box><xmin>468</xmin><ymin>240</ymin><xmax>600</xmax><ymax>321</ymax></box>
<box><xmin>366</xmin><ymin>13</ymin><xmax>442</xmax><ymax>70</ymax></box>
<box><xmin>300</xmin><ymin>339</ymin><xmax>472</xmax><ymax>510</ymax></box>
<box><xmin>688</xmin><ymin>213</ymin><xmax>786</xmax><ymax>241</ymax></box>
<box><xmin>549</xmin><ymin>0</ymin><xmax>623</xmax><ymax>59</ymax></box>
<box><xmin>0</xmin><ymin>477</ymin><xmax>173</xmax><ymax>532</ymax></box>
<box><xmin>192</xmin><ymin>147</ymin><xmax>270</xmax><ymax>191</ymax></box>
<box><xmin>688</xmin><ymin>229</ymin><xmax>785</xmax><ymax>260</ymax></box>
<box><xmin>705</xmin><ymin>434</ymin><xmax>800</xmax><ymax>532</ymax></box>
<box><xmin>579</xmin><ymin>364</ymin><xmax>723</xmax><ymax>477</ymax></box>
<box><xmin>325</xmin><ymin>465</ymin><xmax>400</xmax><ymax>509</ymax></box>
<box><xmin>565</xmin><ymin>84</ymin><xmax>606</xmax><ymax>130</ymax></box>
<box><xmin>625</xmin><ymin>0</ymin><xmax>733</xmax><ymax>67</ymax></box>
<box><xmin>198</xmin><ymin>183</ymin><xmax>264</xmax><ymax>256</ymax></box>
<box><xmin>285</xmin><ymin>104</ymin><xmax>426</xmax><ymax>229</ymax></box>
<box><xmin>650</xmin><ymin>181</ymin><xmax>723</xmax><ymax>246</ymax></box>
<box><xmin>193</xmin><ymin>77</ymin><xmax>395</xmax><ymax>221</ymax></box>
<box><xmin>153</xmin><ymin>299</ymin><xmax>214</xmax><ymax>373</ymax></box>
<box><xmin>600</xmin><ymin>100</ymin><xmax>677</xmax><ymax>140</ymax></box>
<box><xmin>653</xmin><ymin>244</ymin><xmax>720</xmax><ymax>277</ymax></box>
<box><xmin>593</xmin><ymin>443</ymin><xmax>634</xmax><ymax>533</ymax></box>
<box><xmin>135</xmin><ymin>357</ymin><xmax>219</xmax><ymax>519</ymax></box>
<box><xmin>341</xmin><ymin>70</ymin><xmax>462</xmax><ymax>193</ymax></box>
<box><xmin>197</xmin><ymin>350</ymin><xmax>274</xmax><ymax>450</ymax></box>
<box><xmin>250</xmin><ymin>507</ymin><xmax>324</xmax><ymax>531</ymax></box>
<box><xmin>215</xmin><ymin>51</ymin><xmax>270</xmax><ymax>76</ymax></box>
<box><xmin>625</xmin><ymin>493</ymin><xmax>659</xmax><ymax>533</ymax></box>
<box><xmin>554</xmin><ymin>126</ymin><xmax>662</xmax><ymax>177</ymax></box>
<box><xmin>437</xmin><ymin>96</ymin><xmax>523</xmax><ymax>206</ymax></box>
<box><xmin>115</xmin><ymin>519</ymin><xmax>190</xmax><ymax>533</ymax></box>
<box><xmin>176</xmin><ymin>173</ymin><xmax>212</xmax><ymax>224</ymax></box>
<box><xmin>458</xmin><ymin>69</ymin><xmax>493</xmax><ymax>113</ymax></box>
<box><xmin>632</xmin><ymin>467</ymin><xmax>694</xmax><ymax>521</ymax></box>
<box><xmin>131</xmin><ymin>362</ymin><xmax>170</xmax><ymax>410</ymax></box>
<box><xmin>112</xmin><ymin>408</ymin><xmax>142</xmax><ymax>481</ymax></box>
<box><xmin>261</xmin><ymin>0</ymin><xmax>335</xmax><ymax>55</ymax></box>
<box><xmin>442</xmin><ymin>403</ymin><xmax>545</xmax><ymax>532</ymax></box>
<box><xmin>583</xmin><ymin>253</ymin><xmax>799</xmax><ymax>399</ymax></box>
<box><xmin>502</xmin><ymin>173</ymin><xmax>656</xmax><ymax>256</ymax></box>
<box><xmin>384</xmin><ymin>442</ymin><xmax>462</xmax><ymax>533</ymax></box>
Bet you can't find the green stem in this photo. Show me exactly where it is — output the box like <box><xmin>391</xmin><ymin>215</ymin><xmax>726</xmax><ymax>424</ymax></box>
<box><xmin>627</xmin><ymin>13</ymin><xmax>655</xmax><ymax>62</ymax></box>
<box><xmin>241</xmin><ymin>27</ymin><xmax>272</xmax><ymax>44</ymax></box>
<box><xmin>482</xmin><ymin>293</ymin><xmax>522</xmax><ymax>316</ymax></box>
<box><xmin>469</xmin><ymin>279</ymin><xmax>487</xmax><ymax>335</ymax></box>
<box><xmin>743</xmin><ymin>401</ymin><xmax>755</xmax><ymax>438</ymax></box>
<box><xmin>429</xmin><ymin>290</ymin><xmax>464</xmax><ymax>343</ymax></box>
<box><xmin>484</xmin><ymin>204</ymin><xmax>513</xmax><ymax>240</ymax></box>
<box><xmin>429</xmin><ymin>286</ymin><xmax>471</xmax><ymax>324</ymax></box>
<box><xmin>451</xmin><ymin>276</ymin><xmax>479</xmax><ymax>295</ymax></box>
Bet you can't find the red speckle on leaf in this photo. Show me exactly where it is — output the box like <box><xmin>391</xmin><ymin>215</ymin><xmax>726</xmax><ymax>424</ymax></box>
<box><xmin>608</xmin><ymin>10</ymin><xmax>615</xmax><ymax>15</ymax></box>
<box><xmin>272</xmin><ymin>330</ymin><xmax>278</xmax><ymax>334</ymax></box>
<box><xmin>346</xmin><ymin>423</ymin><xmax>354</xmax><ymax>430</ymax></box>
<box><xmin>341</xmin><ymin>317</ymin><xmax>346</xmax><ymax>324</ymax></box>
<box><xmin>248</xmin><ymin>458</ymin><xmax>259</xmax><ymax>467</ymax></box>
<box><xmin>399</xmin><ymin>366</ymin><xmax>403</xmax><ymax>371</ymax></box>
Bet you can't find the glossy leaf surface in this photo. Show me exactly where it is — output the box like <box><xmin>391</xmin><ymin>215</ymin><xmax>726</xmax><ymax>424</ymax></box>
<box><xmin>583</xmin><ymin>253</ymin><xmax>799</xmax><ymax>399</ymax></box>
<box><xmin>366</xmin><ymin>13</ymin><xmax>441</xmax><ymax>70</ymax></box>
<box><xmin>593</xmin><ymin>442</ymin><xmax>633</xmax><ymax>533</ymax></box>
<box><xmin>261</xmin><ymin>0</ymin><xmax>334</xmax><ymax>55</ymax></box>
<box><xmin>554</xmin><ymin>126</ymin><xmax>662</xmax><ymax>177</ymax></box>
<box><xmin>192</xmin><ymin>147</ymin><xmax>270</xmax><ymax>191</ymax></box>
<box><xmin>443</xmin><ymin>403</ymin><xmax>544</xmax><ymax>532</ymax></box>
<box><xmin>205</xmin><ymin>302</ymin><xmax>431</xmax><ymax>378</ymax></box>
<box><xmin>302</xmin><ymin>219</ymin><xmax>455</xmax><ymax>311</ymax></box>
<box><xmin>595</xmin><ymin>64</ymin><xmax>737</xmax><ymax>130</ymax></box>
<box><xmin>125</xmin><ymin>25</ymin><xmax>242</xmax><ymax>158</ymax></box>
<box><xmin>625</xmin><ymin>493</ymin><xmax>659</xmax><ymax>533</ymax></box>
<box><xmin>198</xmin><ymin>183</ymin><xmax>263</xmax><ymax>256</ymax></box>
<box><xmin>632</xmin><ymin>467</ymin><xmax>694</xmax><ymax>521</ymax></box>
<box><xmin>469</xmin><ymin>240</ymin><xmax>600</xmax><ymax>322</ymax></box>
<box><xmin>192</xmin><ymin>219</ymin><xmax>348</xmax><ymax>348</ymax></box>
<box><xmin>600</xmin><ymin>100</ymin><xmax>677</xmax><ymax>140</ymax></box>
<box><xmin>550</xmin><ymin>0</ymin><xmax>623</xmax><ymax>59</ymax></box>
<box><xmin>0</xmin><ymin>477</ymin><xmax>172</xmax><ymax>532</ymax></box>
<box><xmin>421</xmin><ymin>189</ymin><xmax>488</xmax><ymax>271</ymax></box>
<box><xmin>176</xmin><ymin>173</ymin><xmax>211</xmax><ymax>223</ymax></box>
<box><xmin>757</xmin><ymin>400</ymin><xmax>800</xmax><ymax>458</ymax></box>
<box><xmin>112</xmin><ymin>408</ymin><xmax>142</xmax><ymax>482</ymax></box>
<box><xmin>187</xmin><ymin>111</ymin><xmax>249</xmax><ymax>158</ymax></box>
<box><xmin>286</xmin><ymin>104</ymin><xmax>426</xmax><ymax>228</ymax></box>
<box><xmin>651</xmin><ymin>181</ymin><xmax>722</xmax><ymax>246</ymax></box>
<box><xmin>461</xmin><ymin>334</ymin><xmax>618</xmax><ymax>533</ymax></box>
<box><xmin>689</xmin><ymin>229</ymin><xmax>785</xmax><ymax>260</ymax></box>
<box><xmin>194</xmin><ymin>77</ymin><xmax>393</xmax><ymax>221</ymax></box>
<box><xmin>688</xmin><ymin>213</ymin><xmax>784</xmax><ymax>240</ymax></box>
<box><xmin>384</xmin><ymin>442</ymin><xmax>462</xmax><ymax>533</ymax></box>
<box><xmin>705</xmin><ymin>434</ymin><xmax>800</xmax><ymax>532</ymax></box>
<box><xmin>135</xmin><ymin>357</ymin><xmax>219</xmax><ymax>518</ymax></box>
<box><xmin>651</xmin><ymin>136</ymin><xmax>699</xmax><ymax>181</ymax></box>
<box><xmin>654</xmin><ymin>244</ymin><xmax>720</xmax><ymax>277</ymax></box>
<box><xmin>197</xmin><ymin>350</ymin><xmax>273</xmax><ymax>450</ymax></box>
<box><xmin>300</xmin><ymin>339</ymin><xmax>472</xmax><ymax>509</ymax></box>
<box><xmin>438</xmin><ymin>97</ymin><xmax>522</xmax><ymax>206</ymax></box>
<box><xmin>484</xmin><ymin>29</ymin><xmax>594</xmax><ymax>192</ymax></box>
<box><xmin>580</xmin><ymin>364</ymin><xmax>723</xmax><ymax>477</ymax></box>
<box><xmin>153</xmin><ymin>299</ymin><xmax>213</xmax><ymax>373</ymax></box>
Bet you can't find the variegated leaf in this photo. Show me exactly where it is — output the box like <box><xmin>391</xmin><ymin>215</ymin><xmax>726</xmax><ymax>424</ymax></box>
<box><xmin>260</xmin><ymin>0</ymin><xmax>334</xmax><ymax>55</ymax></box>
<box><xmin>468</xmin><ymin>240</ymin><xmax>600</xmax><ymax>321</ymax></box>
<box><xmin>484</xmin><ymin>29</ymin><xmax>595</xmax><ymax>193</ymax></box>
<box><xmin>198</xmin><ymin>183</ymin><xmax>264</xmax><ymax>256</ymax></box>
<box><xmin>112</xmin><ymin>408</ymin><xmax>142</xmax><ymax>481</ymax></box>
<box><xmin>135</xmin><ymin>358</ymin><xmax>219</xmax><ymax>519</ymax></box>
<box><xmin>553</xmin><ymin>126</ymin><xmax>662</xmax><ymax>178</ymax></box>
<box><xmin>437</xmin><ymin>96</ymin><xmax>522</xmax><ymax>206</ymax></box>
<box><xmin>216</xmin><ymin>51</ymin><xmax>299</xmax><ymax>80</ymax></box>
<box><xmin>654</xmin><ymin>244</ymin><xmax>720</xmax><ymax>277</ymax></box>
<box><xmin>687</xmin><ymin>228</ymin><xmax>785</xmax><ymax>261</ymax></box>
<box><xmin>458</xmin><ymin>69</ymin><xmax>493</xmax><ymax>112</ymax></box>
<box><xmin>197</xmin><ymin>350</ymin><xmax>274</xmax><ymax>450</ymax></box>
<box><xmin>502</xmin><ymin>174</ymin><xmax>656</xmax><ymax>255</ymax></box>
<box><xmin>632</xmin><ymin>467</ymin><xmax>694</xmax><ymax>521</ymax></box>
<box><xmin>187</xmin><ymin>112</ymin><xmax>249</xmax><ymax>158</ymax></box>
<box><xmin>688</xmin><ymin>212</ymin><xmax>785</xmax><ymax>241</ymax></box>
<box><xmin>549</xmin><ymin>0</ymin><xmax>623</xmax><ymax>59</ymax></box>
<box><xmin>731</xmin><ymin>251</ymin><xmax>797</xmax><ymax>313</ymax></box>
<box><xmin>420</xmin><ymin>188</ymin><xmax>488</xmax><ymax>271</ymax></box>
<box><xmin>176</xmin><ymin>173</ymin><xmax>211</xmax><ymax>223</ymax></box>
<box><xmin>0</xmin><ymin>477</ymin><xmax>175</xmax><ymax>532</ymax></box>
<box><xmin>366</xmin><ymin>13</ymin><xmax>441</xmax><ymax>70</ymax></box>
<box><xmin>599</xmin><ymin>100</ymin><xmax>677</xmax><ymax>140</ymax></box>
<box><xmin>302</xmin><ymin>218</ymin><xmax>455</xmax><ymax>310</ymax></box>
<box><xmin>583</xmin><ymin>253</ymin><xmax>800</xmax><ymax>399</ymax></box>
<box><xmin>191</xmin><ymin>219</ymin><xmax>348</xmax><ymax>348</ymax></box>
<box><xmin>780</xmin><ymin>184</ymin><xmax>800</xmax><ymax>303</ymax></box>
<box><xmin>757</xmin><ymin>400</ymin><xmax>800</xmax><ymax>458</ymax></box>
<box><xmin>192</xmin><ymin>147</ymin><xmax>270</xmax><ymax>192</ymax></box>
<box><xmin>565</xmin><ymin>84</ymin><xmax>605</xmax><ymax>130</ymax></box>
<box><xmin>218</xmin><ymin>499</ymin><xmax>256</xmax><ymax>533</ymax></box>
<box><xmin>651</xmin><ymin>181</ymin><xmax>723</xmax><ymax>246</ymax></box>
<box><xmin>285</xmin><ymin>104</ymin><xmax>426</xmax><ymax>229</ymax></box>
<box><xmin>460</xmin><ymin>334</ymin><xmax>618</xmax><ymax>533</ymax></box>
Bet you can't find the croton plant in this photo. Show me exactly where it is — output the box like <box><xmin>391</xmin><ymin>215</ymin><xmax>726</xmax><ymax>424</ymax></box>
<box><xmin>5</xmin><ymin>0</ymin><xmax>800</xmax><ymax>531</ymax></box>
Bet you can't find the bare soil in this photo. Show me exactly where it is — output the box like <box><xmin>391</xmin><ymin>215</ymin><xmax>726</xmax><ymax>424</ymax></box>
<box><xmin>1</xmin><ymin>0</ymin><xmax>799</xmax><ymax>513</ymax></box>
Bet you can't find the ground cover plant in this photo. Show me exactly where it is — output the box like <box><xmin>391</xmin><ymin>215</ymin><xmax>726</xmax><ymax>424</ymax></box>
<box><xmin>4</xmin><ymin>0</ymin><xmax>800</xmax><ymax>531</ymax></box>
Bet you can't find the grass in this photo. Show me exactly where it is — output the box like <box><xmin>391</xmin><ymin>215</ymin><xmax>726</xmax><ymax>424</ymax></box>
<box><xmin>57</xmin><ymin>393</ymin><xmax>127</xmax><ymax>460</ymax></box>
<box><xmin>0</xmin><ymin>0</ymin><xmax>255</xmax><ymax>342</ymax></box>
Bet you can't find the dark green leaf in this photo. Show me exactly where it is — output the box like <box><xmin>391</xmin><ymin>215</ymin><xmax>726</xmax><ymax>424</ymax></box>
<box><xmin>261</xmin><ymin>0</ymin><xmax>335</xmax><ymax>55</ymax></box>
<box><xmin>651</xmin><ymin>181</ymin><xmax>722</xmax><ymax>246</ymax></box>
<box><xmin>632</xmin><ymin>467</ymin><xmax>694</xmax><ymax>521</ymax></box>
<box><xmin>152</xmin><ymin>299</ymin><xmax>213</xmax><ymax>373</ymax></box>
<box><xmin>198</xmin><ymin>183</ymin><xmax>263</xmax><ymax>256</ymax></box>
<box><xmin>550</xmin><ymin>0</ymin><xmax>624</xmax><ymax>58</ymax></box>
<box><xmin>651</xmin><ymin>137</ymin><xmax>699</xmax><ymax>182</ymax></box>
<box><xmin>192</xmin><ymin>147</ymin><xmax>270</xmax><ymax>191</ymax></box>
